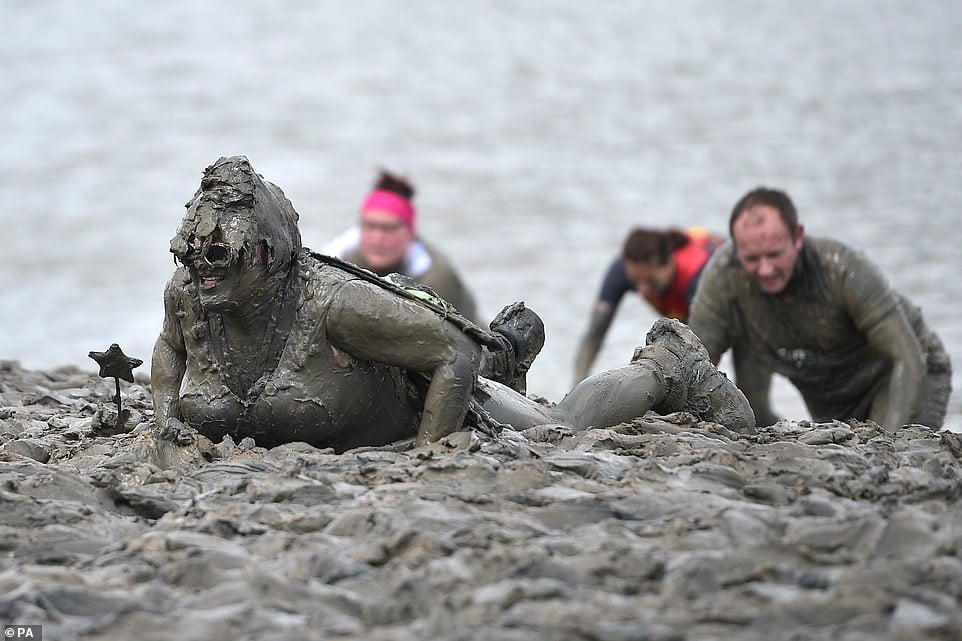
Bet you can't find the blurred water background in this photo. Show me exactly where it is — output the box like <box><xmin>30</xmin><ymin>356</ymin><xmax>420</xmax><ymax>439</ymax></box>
<box><xmin>1</xmin><ymin>0</ymin><xmax>959</xmax><ymax>431</ymax></box>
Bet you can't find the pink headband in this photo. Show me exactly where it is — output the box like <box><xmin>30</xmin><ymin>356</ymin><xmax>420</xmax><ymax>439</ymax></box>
<box><xmin>361</xmin><ymin>189</ymin><xmax>416</xmax><ymax>230</ymax></box>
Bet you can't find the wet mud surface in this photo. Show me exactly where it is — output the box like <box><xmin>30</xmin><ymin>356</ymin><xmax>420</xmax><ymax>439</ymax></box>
<box><xmin>2</xmin><ymin>360</ymin><xmax>962</xmax><ymax>641</ymax></box>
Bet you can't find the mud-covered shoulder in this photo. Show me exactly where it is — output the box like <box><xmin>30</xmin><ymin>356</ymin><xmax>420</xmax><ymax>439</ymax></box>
<box><xmin>298</xmin><ymin>251</ymin><xmax>356</xmax><ymax>302</ymax></box>
<box><xmin>807</xmin><ymin>235</ymin><xmax>900</xmax><ymax>329</ymax></box>
<box><xmin>693</xmin><ymin>240</ymin><xmax>745</xmax><ymax>300</ymax></box>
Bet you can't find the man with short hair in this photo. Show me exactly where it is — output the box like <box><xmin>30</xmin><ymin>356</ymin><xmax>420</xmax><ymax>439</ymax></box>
<box><xmin>688</xmin><ymin>187</ymin><xmax>951</xmax><ymax>430</ymax></box>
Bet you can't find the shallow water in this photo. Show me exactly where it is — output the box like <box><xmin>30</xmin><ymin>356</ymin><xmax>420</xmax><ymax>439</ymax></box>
<box><xmin>0</xmin><ymin>0</ymin><xmax>959</xmax><ymax>430</ymax></box>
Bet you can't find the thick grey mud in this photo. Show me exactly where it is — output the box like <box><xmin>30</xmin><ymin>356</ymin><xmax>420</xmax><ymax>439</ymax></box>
<box><xmin>2</xmin><ymin>361</ymin><xmax>961</xmax><ymax>641</ymax></box>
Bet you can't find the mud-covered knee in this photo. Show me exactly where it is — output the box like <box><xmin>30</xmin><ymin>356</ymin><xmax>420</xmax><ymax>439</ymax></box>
<box><xmin>631</xmin><ymin>343</ymin><xmax>686</xmax><ymax>414</ymax></box>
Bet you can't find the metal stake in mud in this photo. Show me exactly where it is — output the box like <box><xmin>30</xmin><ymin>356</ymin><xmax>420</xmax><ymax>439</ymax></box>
<box><xmin>88</xmin><ymin>343</ymin><xmax>143</xmax><ymax>428</ymax></box>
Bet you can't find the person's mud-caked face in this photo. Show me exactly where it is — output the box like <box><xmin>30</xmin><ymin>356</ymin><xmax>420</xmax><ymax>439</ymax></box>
<box><xmin>175</xmin><ymin>227</ymin><xmax>269</xmax><ymax>312</ymax></box>
<box><xmin>170</xmin><ymin>155</ymin><xmax>302</xmax><ymax>313</ymax></box>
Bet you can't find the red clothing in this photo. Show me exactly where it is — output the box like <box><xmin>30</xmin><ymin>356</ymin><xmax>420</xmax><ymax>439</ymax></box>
<box><xmin>643</xmin><ymin>228</ymin><xmax>722</xmax><ymax>320</ymax></box>
<box><xmin>578</xmin><ymin>227</ymin><xmax>725</xmax><ymax>383</ymax></box>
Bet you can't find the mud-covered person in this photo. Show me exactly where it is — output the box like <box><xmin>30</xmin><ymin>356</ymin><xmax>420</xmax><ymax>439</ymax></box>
<box><xmin>574</xmin><ymin>226</ymin><xmax>723</xmax><ymax>384</ymax></box>
<box><xmin>152</xmin><ymin>156</ymin><xmax>755</xmax><ymax>453</ymax></box>
<box><xmin>322</xmin><ymin>168</ymin><xmax>479</xmax><ymax>323</ymax></box>
<box><xmin>688</xmin><ymin>187</ymin><xmax>952</xmax><ymax>431</ymax></box>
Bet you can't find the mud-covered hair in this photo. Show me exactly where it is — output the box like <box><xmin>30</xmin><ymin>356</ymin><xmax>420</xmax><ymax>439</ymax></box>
<box><xmin>728</xmin><ymin>187</ymin><xmax>798</xmax><ymax>237</ymax></box>
<box><xmin>622</xmin><ymin>228</ymin><xmax>689</xmax><ymax>266</ymax></box>
<box><xmin>172</xmin><ymin>155</ymin><xmax>301</xmax><ymax>278</ymax></box>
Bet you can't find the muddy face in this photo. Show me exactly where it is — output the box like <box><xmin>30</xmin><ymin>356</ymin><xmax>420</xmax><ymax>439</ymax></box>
<box><xmin>169</xmin><ymin>155</ymin><xmax>302</xmax><ymax>312</ymax></box>
<box><xmin>182</xmin><ymin>233</ymin><xmax>269</xmax><ymax>312</ymax></box>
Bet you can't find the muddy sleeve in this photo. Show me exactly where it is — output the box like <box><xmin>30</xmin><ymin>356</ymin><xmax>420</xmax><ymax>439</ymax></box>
<box><xmin>151</xmin><ymin>278</ymin><xmax>188</xmax><ymax>425</ymax></box>
<box><xmin>864</xmin><ymin>311</ymin><xmax>925</xmax><ymax>430</ymax></box>
<box><xmin>325</xmin><ymin>279</ymin><xmax>481</xmax><ymax>445</ymax></box>
<box><xmin>839</xmin><ymin>250</ymin><xmax>924</xmax><ymax>429</ymax></box>
<box><xmin>687</xmin><ymin>249</ymin><xmax>735</xmax><ymax>365</ymax></box>
<box><xmin>732</xmin><ymin>348</ymin><xmax>779</xmax><ymax>427</ymax></box>
<box><xmin>839</xmin><ymin>247</ymin><xmax>902</xmax><ymax>331</ymax></box>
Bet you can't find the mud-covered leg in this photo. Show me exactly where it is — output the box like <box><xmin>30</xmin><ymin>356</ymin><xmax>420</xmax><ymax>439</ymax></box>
<box><xmin>554</xmin><ymin>364</ymin><xmax>670</xmax><ymax>431</ymax></box>
<box><xmin>475</xmin><ymin>377</ymin><xmax>566</xmax><ymax>431</ymax></box>
<box><xmin>638</xmin><ymin>318</ymin><xmax>756</xmax><ymax>434</ymax></box>
<box><xmin>479</xmin><ymin>302</ymin><xmax>546</xmax><ymax>395</ymax></box>
<box><xmin>555</xmin><ymin>318</ymin><xmax>756</xmax><ymax>434</ymax></box>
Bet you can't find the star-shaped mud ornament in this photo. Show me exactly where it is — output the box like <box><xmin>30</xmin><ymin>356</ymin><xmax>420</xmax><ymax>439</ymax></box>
<box><xmin>89</xmin><ymin>343</ymin><xmax>143</xmax><ymax>430</ymax></box>
<box><xmin>89</xmin><ymin>343</ymin><xmax>143</xmax><ymax>382</ymax></box>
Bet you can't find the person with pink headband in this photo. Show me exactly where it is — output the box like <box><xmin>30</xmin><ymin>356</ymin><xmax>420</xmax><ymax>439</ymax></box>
<box><xmin>323</xmin><ymin>169</ymin><xmax>479</xmax><ymax>322</ymax></box>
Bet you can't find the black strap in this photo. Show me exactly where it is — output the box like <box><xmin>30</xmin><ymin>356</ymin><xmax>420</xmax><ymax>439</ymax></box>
<box><xmin>310</xmin><ymin>251</ymin><xmax>506</xmax><ymax>349</ymax></box>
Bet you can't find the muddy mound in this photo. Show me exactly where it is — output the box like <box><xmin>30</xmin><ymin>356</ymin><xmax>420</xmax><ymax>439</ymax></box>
<box><xmin>1</xmin><ymin>360</ymin><xmax>960</xmax><ymax>640</ymax></box>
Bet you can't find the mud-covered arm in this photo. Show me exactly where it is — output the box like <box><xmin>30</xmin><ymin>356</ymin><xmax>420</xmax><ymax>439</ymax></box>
<box><xmin>151</xmin><ymin>280</ymin><xmax>187</xmax><ymax>426</ymax></box>
<box><xmin>864</xmin><ymin>309</ymin><xmax>924</xmax><ymax>431</ymax></box>
<box><xmin>573</xmin><ymin>303</ymin><xmax>615</xmax><ymax>385</ymax></box>
<box><xmin>326</xmin><ymin>280</ymin><xmax>481</xmax><ymax>446</ymax></box>
<box><xmin>842</xmin><ymin>249</ymin><xmax>924</xmax><ymax>431</ymax></box>
<box><xmin>732</xmin><ymin>348</ymin><xmax>780</xmax><ymax>427</ymax></box>
<box><xmin>687</xmin><ymin>250</ymin><xmax>733</xmax><ymax>366</ymax></box>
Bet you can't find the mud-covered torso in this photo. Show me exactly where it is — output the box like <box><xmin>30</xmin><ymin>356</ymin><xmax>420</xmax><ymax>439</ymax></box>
<box><xmin>166</xmin><ymin>252</ymin><xmax>423</xmax><ymax>450</ymax></box>
<box><xmin>690</xmin><ymin>237</ymin><xmax>903</xmax><ymax>421</ymax></box>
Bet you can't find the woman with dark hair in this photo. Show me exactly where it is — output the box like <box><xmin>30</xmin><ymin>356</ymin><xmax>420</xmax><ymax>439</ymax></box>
<box><xmin>152</xmin><ymin>157</ymin><xmax>755</xmax><ymax>454</ymax></box>
<box><xmin>322</xmin><ymin>169</ymin><xmax>479</xmax><ymax>323</ymax></box>
<box><xmin>573</xmin><ymin>227</ymin><xmax>723</xmax><ymax>384</ymax></box>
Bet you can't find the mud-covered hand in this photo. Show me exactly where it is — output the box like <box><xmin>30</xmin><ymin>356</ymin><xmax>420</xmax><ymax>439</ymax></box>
<box><xmin>159</xmin><ymin>417</ymin><xmax>197</xmax><ymax>446</ymax></box>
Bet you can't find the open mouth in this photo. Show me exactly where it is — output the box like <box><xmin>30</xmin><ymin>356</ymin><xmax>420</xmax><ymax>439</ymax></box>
<box><xmin>196</xmin><ymin>270</ymin><xmax>226</xmax><ymax>290</ymax></box>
